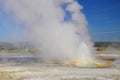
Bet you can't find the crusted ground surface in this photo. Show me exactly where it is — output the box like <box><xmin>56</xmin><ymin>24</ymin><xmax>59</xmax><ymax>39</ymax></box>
<box><xmin>0</xmin><ymin>64</ymin><xmax>120</xmax><ymax>80</ymax></box>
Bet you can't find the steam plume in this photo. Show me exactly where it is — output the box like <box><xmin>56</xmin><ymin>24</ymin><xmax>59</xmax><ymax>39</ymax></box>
<box><xmin>1</xmin><ymin>0</ymin><xmax>95</xmax><ymax>63</ymax></box>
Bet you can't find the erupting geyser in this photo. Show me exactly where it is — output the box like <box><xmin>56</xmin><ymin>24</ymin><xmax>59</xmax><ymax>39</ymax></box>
<box><xmin>1</xmin><ymin>0</ymin><xmax>111</xmax><ymax>67</ymax></box>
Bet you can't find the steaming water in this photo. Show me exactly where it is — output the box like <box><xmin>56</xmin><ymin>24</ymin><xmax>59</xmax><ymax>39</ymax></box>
<box><xmin>1</xmin><ymin>0</ymin><xmax>95</xmax><ymax>64</ymax></box>
<box><xmin>77</xmin><ymin>42</ymin><xmax>94</xmax><ymax>64</ymax></box>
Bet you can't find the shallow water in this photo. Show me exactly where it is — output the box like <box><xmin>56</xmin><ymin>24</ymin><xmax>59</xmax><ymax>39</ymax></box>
<box><xmin>0</xmin><ymin>57</ymin><xmax>42</xmax><ymax>66</ymax></box>
<box><xmin>0</xmin><ymin>56</ymin><xmax>120</xmax><ymax>67</ymax></box>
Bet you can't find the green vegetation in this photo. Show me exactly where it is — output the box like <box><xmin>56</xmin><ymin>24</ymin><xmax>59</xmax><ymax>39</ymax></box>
<box><xmin>0</xmin><ymin>42</ymin><xmax>120</xmax><ymax>53</ymax></box>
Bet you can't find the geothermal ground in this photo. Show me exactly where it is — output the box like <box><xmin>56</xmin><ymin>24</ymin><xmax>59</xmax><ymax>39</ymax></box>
<box><xmin>0</xmin><ymin>60</ymin><xmax>120</xmax><ymax>80</ymax></box>
<box><xmin>0</xmin><ymin>51</ymin><xmax>120</xmax><ymax>80</ymax></box>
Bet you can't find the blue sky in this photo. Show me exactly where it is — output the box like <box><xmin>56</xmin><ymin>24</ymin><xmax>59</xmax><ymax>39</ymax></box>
<box><xmin>0</xmin><ymin>0</ymin><xmax>120</xmax><ymax>42</ymax></box>
<box><xmin>78</xmin><ymin>0</ymin><xmax>120</xmax><ymax>42</ymax></box>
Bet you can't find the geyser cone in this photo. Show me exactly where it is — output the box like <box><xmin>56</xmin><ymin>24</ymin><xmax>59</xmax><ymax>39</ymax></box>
<box><xmin>72</xmin><ymin>61</ymin><xmax>96</xmax><ymax>67</ymax></box>
<box><xmin>72</xmin><ymin>60</ymin><xmax>113</xmax><ymax>68</ymax></box>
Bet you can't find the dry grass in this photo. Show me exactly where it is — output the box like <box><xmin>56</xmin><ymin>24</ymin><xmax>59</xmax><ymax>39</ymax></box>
<box><xmin>0</xmin><ymin>71</ymin><xmax>23</xmax><ymax>80</ymax></box>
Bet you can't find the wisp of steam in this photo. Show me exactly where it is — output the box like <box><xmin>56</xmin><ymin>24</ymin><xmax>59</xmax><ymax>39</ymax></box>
<box><xmin>1</xmin><ymin>0</ymin><xmax>95</xmax><ymax>64</ymax></box>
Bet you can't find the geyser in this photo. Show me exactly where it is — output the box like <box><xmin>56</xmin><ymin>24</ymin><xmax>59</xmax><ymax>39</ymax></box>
<box><xmin>1</xmin><ymin>0</ymin><xmax>100</xmax><ymax>67</ymax></box>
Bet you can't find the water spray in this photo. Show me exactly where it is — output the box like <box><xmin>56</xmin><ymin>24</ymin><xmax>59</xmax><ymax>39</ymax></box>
<box><xmin>1</xmin><ymin>0</ymin><xmax>116</xmax><ymax>67</ymax></box>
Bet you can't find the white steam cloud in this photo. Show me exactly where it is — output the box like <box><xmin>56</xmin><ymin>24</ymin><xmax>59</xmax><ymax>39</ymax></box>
<box><xmin>1</xmin><ymin>0</ymin><xmax>95</xmax><ymax>63</ymax></box>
